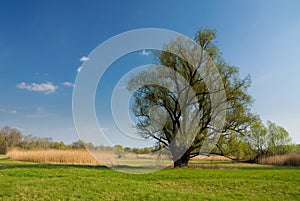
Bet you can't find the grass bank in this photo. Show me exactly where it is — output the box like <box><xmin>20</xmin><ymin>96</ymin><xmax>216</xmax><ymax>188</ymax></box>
<box><xmin>0</xmin><ymin>155</ymin><xmax>299</xmax><ymax>200</ymax></box>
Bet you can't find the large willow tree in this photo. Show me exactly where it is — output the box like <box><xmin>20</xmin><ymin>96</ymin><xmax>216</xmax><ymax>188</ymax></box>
<box><xmin>128</xmin><ymin>28</ymin><xmax>256</xmax><ymax>167</ymax></box>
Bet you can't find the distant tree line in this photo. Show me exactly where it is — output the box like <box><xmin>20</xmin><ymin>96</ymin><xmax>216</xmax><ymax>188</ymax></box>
<box><xmin>0</xmin><ymin>126</ymin><xmax>73</xmax><ymax>154</ymax></box>
<box><xmin>0</xmin><ymin>126</ymin><xmax>155</xmax><ymax>155</ymax></box>
<box><xmin>0</xmin><ymin>124</ymin><xmax>298</xmax><ymax>163</ymax></box>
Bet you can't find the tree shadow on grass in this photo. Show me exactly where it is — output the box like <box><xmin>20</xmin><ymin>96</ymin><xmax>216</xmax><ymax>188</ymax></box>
<box><xmin>0</xmin><ymin>157</ymin><xmax>162</xmax><ymax>172</ymax></box>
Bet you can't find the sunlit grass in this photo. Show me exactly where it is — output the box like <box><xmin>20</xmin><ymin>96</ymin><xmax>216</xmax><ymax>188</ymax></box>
<box><xmin>1</xmin><ymin>155</ymin><xmax>299</xmax><ymax>200</ymax></box>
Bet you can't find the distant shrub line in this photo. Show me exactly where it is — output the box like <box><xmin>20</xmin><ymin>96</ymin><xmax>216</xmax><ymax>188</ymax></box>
<box><xmin>0</xmin><ymin>126</ymin><xmax>154</xmax><ymax>155</ymax></box>
<box><xmin>1</xmin><ymin>125</ymin><xmax>300</xmax><ymax>167</ymax></box>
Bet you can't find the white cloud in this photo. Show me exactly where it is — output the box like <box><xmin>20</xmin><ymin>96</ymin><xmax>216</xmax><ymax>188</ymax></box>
<box><xmin>9</xmin><ymin>110</ymin><xmax>17</xmax><ymax>114</ymax></box>
<box><xmin>80</xmin><ymin>56</ymin><xmax>89</xmax><ymax>62</ymax></box>
<box><xmin>62</xmin><ymin>82</ymin><xmax>74</xmax><ymax>87</ymax></box>
<box><xmin>141</xmin><ymin>49</ymin><xmax>150</xmax><ymax>56</ymax></box>
<box><xmin>77</xmin><ymin>66</ymin><xmax>83</xmax><ymax>72</ymax></box>
<box><xmin>17</xmin><ymin>82</ymin><xmax>58</xmax><ymax>94</ymax></box>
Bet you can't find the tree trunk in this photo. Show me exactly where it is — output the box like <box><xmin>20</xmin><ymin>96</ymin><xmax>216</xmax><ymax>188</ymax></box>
<box><xmin>173</xmin><ymin>152</ymin><xmax>190</xmax><ymax>168</ymax></box>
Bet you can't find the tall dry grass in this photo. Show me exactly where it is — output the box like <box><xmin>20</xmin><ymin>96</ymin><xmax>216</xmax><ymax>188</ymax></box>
<box><xmin>259</xmin><ymin>154</ymin><xmax>300</xmax><ymax>166</ymax></box>
<box><xmin>6</xmin><ymin>149</ymin><xmax>115</xmax><ymax>166</ymax></box>
<box><xmin>190</xmin><ymin>155</ymin><xmax>231</xmax><ymax>161</ymax></box>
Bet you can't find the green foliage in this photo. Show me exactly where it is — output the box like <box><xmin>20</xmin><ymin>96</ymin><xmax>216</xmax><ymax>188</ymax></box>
<box><xmin>114</xmin><ymin>144</ymin><xmax>124</xmax><ymax>158</ymax></box>
<box><xmin>294</xmin><ymin>144</ymin><xmax>300</xmax><ymax>153</ymax></box>
<box><xmin>115</xmin><ymin>146</ymin><xmax>154</xmax><ymax>155</ymax></box>
<box><xmin>132</xmin><ymin>147</ymin><xmax>141</xmax><ymax>154</ymax></box>
<box><xmin>128</xmin><ymin>27</ymin><xmax>256</xmax><ymax>167</ymax></box>
<box><xmin>51</xmin><ymin>141</ymin><xmax>67</xmax><ymax>150</ymax></box>
<box><xmin>266</xmin><ymin>121</ymin><xmax>292</xmax><ymax>155</ymax></box>
<box><xmin>123</xmin><ymin>147</ymin><xmax>132</xmax><ymax>152</ymax></box>
<box><xmin>219</xmin><ymin>120</ymin><xmax>294</xmax><ymax>161</ymax></box>
<box><xmin>216</xmin><ymin>120</ymin><xmax>295</xmax><ymax>161</ymax></box>
<box><xmin>114</xmin><ymin>144</ymin><xmax>123</xmax><ymax>151</ymax></box>
<box><xmin>217</xmin><ymin>133</ymin><xmax>254</xmax><ymax>160</ymax></box>
<box><xmin>72</xmin><ymin>140</ymin><xmax>85</xmax><ymax>149</ymax></box>
<box><xmin>247</xmin><ymin>120</ymin><xmax>293</xmax><ymax>159</ymax></box>
<box><xmin>246</xmin><ymin>120</ymin><xmax>268</xmax><ymax>159</ymax></box>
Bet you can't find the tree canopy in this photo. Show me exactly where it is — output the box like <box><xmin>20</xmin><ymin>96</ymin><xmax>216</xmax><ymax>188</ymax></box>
<box><xmin>128</xmin><ymin>28</ymin><xmax>257</xmax><ymax>167</ymax></box>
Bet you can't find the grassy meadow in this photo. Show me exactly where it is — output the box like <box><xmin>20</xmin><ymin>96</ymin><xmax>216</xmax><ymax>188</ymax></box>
<box><xmin>1</xmin><ymin>154</ymin><xmax>300</xmax><ymax>200</ymax></box>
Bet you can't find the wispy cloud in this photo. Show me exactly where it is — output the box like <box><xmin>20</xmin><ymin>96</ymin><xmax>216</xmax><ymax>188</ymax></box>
<box><xmin>141</xmin><ymin>49</ymin><xmax>151</xmax><ymax>56</ymax></box>
<box><xmin>0</xmin><ymin>107</ymin><xmax>17</xmax><ymax>115</ymax></box>
<box><xmin>80</xmin><ymin>56</ymin><xmax>89</xmax><ymax>62</ymax></box>
<box><xmin>9</xmin><ymin>110</ymin><xmax>17</xmax><ymax>114</ymax></box>
<box><xmin>17</xmin><ymin>82</ymin><xmax>58</xmax><ymax>94</ymax></box>
<box><xmin>62</xmin><ymin>82</ymin><xmax>74</xmax><ymax>87</ymax></box>
<box><xmin>77</xmin><ymin>66</ymin><xmax>83</xmax><ymax>72</ymax></box>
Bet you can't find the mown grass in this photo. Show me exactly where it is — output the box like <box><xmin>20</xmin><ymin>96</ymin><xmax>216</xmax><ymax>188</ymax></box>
<box><xmin>0</xmin><ymin>155</ymin><xmax>299</xmax><ymax>201</ymax></box>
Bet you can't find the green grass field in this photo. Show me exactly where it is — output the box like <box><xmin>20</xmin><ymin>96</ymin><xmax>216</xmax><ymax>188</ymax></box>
<box><xmin>0</xmin><ymin>155</ymin><xmax>299</xmax><ymax>201</ymax></box>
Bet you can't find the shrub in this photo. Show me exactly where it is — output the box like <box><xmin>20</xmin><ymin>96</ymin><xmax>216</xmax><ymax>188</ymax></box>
<box><xmin>0</xmin><ymin>133</ymin><xmax>7</xmax><ymax>154</ymax></box>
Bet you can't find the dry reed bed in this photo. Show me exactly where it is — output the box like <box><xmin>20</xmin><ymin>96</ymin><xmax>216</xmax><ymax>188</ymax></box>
<box><xmin>190</xmin><ymin>155</ymin><xmax>231</xmax><ymax>161</ymax></box>
<box><xmin>6</xmin><ymin>149</ymin><xmax>116</xmax><ymax>166</ymax></box>
<box><xmin>259</xmin><ymin>153</ymin><xmax>300</xmax><ymax>166</ymax></box>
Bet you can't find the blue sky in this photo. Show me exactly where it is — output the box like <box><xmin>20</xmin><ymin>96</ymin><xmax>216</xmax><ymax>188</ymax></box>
<box><xmin>0</xmin><ymin>0</ymin><xmax>300</xmax><ymax>146</ymax></box>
